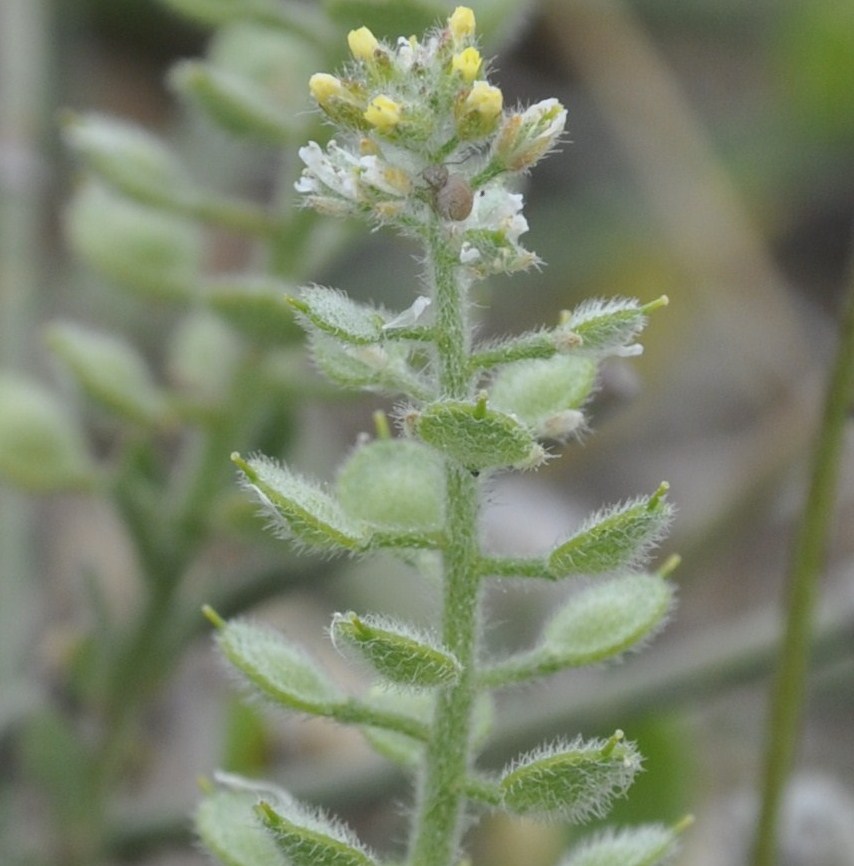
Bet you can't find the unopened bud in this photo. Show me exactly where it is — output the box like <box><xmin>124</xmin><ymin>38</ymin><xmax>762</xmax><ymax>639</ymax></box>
<box><xmin>348</xmin><ymin>26</ymin><xmax>379</xmax><ymax>63</ymax></box>
<box><xmin>452</xmin><ymin>47</ymin><xmax>482</xmax><ymax>83</ymax></box>
<box><xmin>364</xmin><ymin>95</ymin><xmax>402</xmax><ymax>132</ymax></box>
<box><xmin>448</xmin><ymin>6</ymin><xmax>476</xmax><ymax>42</ymax></box>
<box><xmin>455</xmin><ymin>82</ymin><xmax>503</xmax><ymax>140</ymax></box>
<box><xmin>309</xmin><ymin>73</ymin><xmax>368</xmax><ymax>129</ymax></box>
<box><xmin>494</xmin><ymin>98</ymin><xmax>567</xmax><ymax>171</ymax></box>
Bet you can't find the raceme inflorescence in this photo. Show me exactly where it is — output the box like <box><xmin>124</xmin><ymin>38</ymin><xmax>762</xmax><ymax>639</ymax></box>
<box><xmin>196</xmin><ymin>9</ymin><xmax>690</xmax><ymax>866</ymax></box>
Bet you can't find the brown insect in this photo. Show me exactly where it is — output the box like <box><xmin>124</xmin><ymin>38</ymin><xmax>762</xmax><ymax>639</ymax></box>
<box><xmin>422</xmin><ymin>164</ymin><xmax>474</xmax><ymax>221</ymax></box>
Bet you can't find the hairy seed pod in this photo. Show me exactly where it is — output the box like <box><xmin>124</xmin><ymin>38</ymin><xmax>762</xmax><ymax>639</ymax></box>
<box><xmin>423</xmin><ymin>164</ymin><xmax>474</xmax><ymax>221</ymax></box>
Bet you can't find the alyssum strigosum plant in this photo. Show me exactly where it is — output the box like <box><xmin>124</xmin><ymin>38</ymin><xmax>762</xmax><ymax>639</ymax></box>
<box><xmin>197</xmin><ymin>9</ymin><xmax>689</xmax><ymax>866</ymax></box>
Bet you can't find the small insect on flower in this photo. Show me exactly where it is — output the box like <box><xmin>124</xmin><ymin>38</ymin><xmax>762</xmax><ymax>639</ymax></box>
<box><xmin>422</xmin><ymin>164</ymin><xmax>474</xmax><ymax>221</ymax></box>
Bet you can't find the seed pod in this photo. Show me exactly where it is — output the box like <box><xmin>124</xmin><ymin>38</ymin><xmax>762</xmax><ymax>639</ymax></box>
<box><xmin>423</xmin><ymin>164</ymin><xmax>474</xmax><ymax>221</ymax></box>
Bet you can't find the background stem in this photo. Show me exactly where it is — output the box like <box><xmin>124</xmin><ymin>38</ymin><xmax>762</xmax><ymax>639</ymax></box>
<box><xmin>0</xmin><ymin>0</ymin><xmax>49</xmax><ymax>730</ymax></box>
<box><xmin>750</xmin><ymin>258</ymin><xmax>854</xmax><ymax>866</ymax></box>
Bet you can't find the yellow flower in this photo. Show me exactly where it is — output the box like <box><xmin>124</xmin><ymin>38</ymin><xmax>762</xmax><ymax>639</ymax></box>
<box><xmin>455</xmin><ymin>81</ymin><xmax>503</xmax><ymax>139</ymax></box>
<box><xmin>309</xmin><ymin>73</ymin><xmax>345</xmax><ymax>107</ymax></box>
<box><xmin>348</xmin><ymin>26</ymin><xmax>379</xmax><ymax>62</ymax></box>
<box><xmin>449</xmin><ymin>6</ymin><xmax>476</xmax><ymax>41</ymax></box>
<box><xmin>364</xmin><ymin>95</ymin><xmax>401</xmax><ymax>132</ymax></box>
<box><xmin>452</xmin><ymin>47</ymin><xmax>482</xmax><ymax>82</ymax></box>
<box><xmin>464</xmin><ymin>81</ymin><xmax>503</xmax><ymax>121</ymax></box>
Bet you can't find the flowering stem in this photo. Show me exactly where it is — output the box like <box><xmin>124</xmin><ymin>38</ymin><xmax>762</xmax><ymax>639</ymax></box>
<box><xmin>409</xmin><ymin>226</ymin><xmax>481</xmax><ymax>866</ymax></box>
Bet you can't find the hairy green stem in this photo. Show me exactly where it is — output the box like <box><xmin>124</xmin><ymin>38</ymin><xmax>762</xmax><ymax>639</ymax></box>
<box><xmin>750</xmin><ymin>265</ymin><xmax>854</xmax><ymax>866</ymax></box>
<box><xmin>409</xmin><ymin>227</ymin><xmax>481</xmax><ymax>866</ymax></box>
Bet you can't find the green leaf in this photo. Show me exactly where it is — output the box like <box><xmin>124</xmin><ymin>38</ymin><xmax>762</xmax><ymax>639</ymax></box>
<box><xmin>548</xmin><ymin>484</ymin><xmax>673</xmax><ymax>578</ymax></box>
<box><xmin>214</xmin><ymin>617</ymin><xmax>343</xmax><ymax>715</ymax></box>
<box><xmin>336</xmin><ymin>438</ymin><xmax>445</xmax><ymax>534</ymax></box>
<box><xmin>234</xmin><ymin>453</ymin><xmax>370</xmax><ymax>552</ymax></box>
<box><xmin>0</xmin><ymin>374</ymin><xmax>95</xmax><ymax>491</ymax></box>
<box><xmin>411</xmin><ymin>399</ymin><xmax>544</xmax><ymax>471</ymax></box>
<box><xmin>197</xmin><ymin>788</ymin><xmax>287</xmax><ymax>866</ymax></box>
<box><xmin>542</xmin><ymin>573</ymin><xmax>675</xmax><ymax>666</ymax></box>
<box><xmin>331</xmin><ymin>612</ymin><xmax>461</xmax><ymax>688</ymax></box>
<box><xmin>65</xmin><ymin>183</ymin><xmax>201</xmax><ymax>301</ymax></box>
<box><xmin>170</xmin><ymin>61</ymin><xmax>296</xmax><ymax>142</ymax></box>
<box><xmin>489</xmin><ymin>354</ymin><xmax>597</xmax><ymax>439</ymax></box>
<box><xmin>63</xmin><ymin>114</ymin><xmax>197</xmax><ymax>210</ymax></box>
<box><xmin>560</xmin><ymin>822</ymin><xmax>684</xmax><ymax>866</ymax></box>
<box><xmin>258</xmin><ymin>798</ymin><xmax>379</xmax><ymax>866</ymax></box>
<box><xmin>291</xmin><ymin>286</ymin><xmax>386</xmax><ymax>345</ymax></box>
<box><xmin>205</xmin><ymin>276</ymin><xmax>301</xmax><ymax>347</ymax></box>
<box><xmin>46</xmin><ymin>322</ymin><xmax>168</xmax><ymax>426</ymax></box>
<box><xmin>499</xmin><ymin>732</ymin><xmax>642</xmax><ymax>822</ymax></box>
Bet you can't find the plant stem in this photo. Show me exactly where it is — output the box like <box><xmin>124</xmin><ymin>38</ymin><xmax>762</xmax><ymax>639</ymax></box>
<box><xmin>750</xmin><ymin>267</ymin><xmax>854</xmax><ymax>866</ymax></box>
<box><xmin>409</xmin><ymin>227</ymin><xmax>481</xmax><ymax>866</ymax></box>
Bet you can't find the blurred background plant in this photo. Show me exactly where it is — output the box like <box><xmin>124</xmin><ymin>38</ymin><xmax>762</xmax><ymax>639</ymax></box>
<box><xmin>0</xmin><ymin>1</ymin><xmax>852</xmax><ymax>865</ymax></box>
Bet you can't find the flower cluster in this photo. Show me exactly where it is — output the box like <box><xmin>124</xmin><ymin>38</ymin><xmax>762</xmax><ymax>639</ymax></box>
<box><xmin>294</xmin><ymin>7</ymin><xmax>566</xmax><ymax>277</ymax></box>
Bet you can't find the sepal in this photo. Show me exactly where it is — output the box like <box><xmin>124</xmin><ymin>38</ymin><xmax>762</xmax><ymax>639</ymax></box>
<box><xmin>257</xmin><ymin>798</ymin><xmax>379</xmax><ymax>866</ymax></box>
<box><xmin>560</xmin><ymin>819</ymin><xmax>691</xmax><ymax>866</ymax></box>
<box><xmin>208</xmin><ymin>611</ymin><xmax>344</xmax><ymax>715</ymax></box>
<box><xmin>408</xmin><ymin>398</ymin><xmax>545</xmax><ymax>472</ymax></box>
<box><xmin>46</xmin><ymin>322</ymin><xmax>169</xmax><ymax>427</ymax></box>
<box><xmin>233</xmin><ymin>453</ymin><xmax>370</xmax><ymax>552</ymax></box>
<box><xmin>548</xmin><ymin>484</ymin><xmax>673</xmax><ymax>578</ymax></box>
<box><xmin>499</xmin><ymin>731</ymin><xmax>642</xmax><ymax>822</ymax></box>
<box><xmin>331</xmin><ymin>612</ymin><xmax>461</xmax><ymax>688</ymax></box>
<box><xmin>489</xmin><ymin>355</ymin><xmax>596</xmax><ymax>440</ymax></box>
<box><xmin>336</xmin><ymin>438</ymin><xmax>444</xmax><ymax>534</ymax></box>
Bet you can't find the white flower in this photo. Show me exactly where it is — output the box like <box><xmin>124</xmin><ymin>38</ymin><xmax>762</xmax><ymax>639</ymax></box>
<box><xmin>465</xmin><ymin>188</ymin><xmax>529</xmax><ymax>242</ymax></box>
<box><xmin>359</xmin><ymin>155</ymin><xmax>411</xmax><ymax>197</ymax></box>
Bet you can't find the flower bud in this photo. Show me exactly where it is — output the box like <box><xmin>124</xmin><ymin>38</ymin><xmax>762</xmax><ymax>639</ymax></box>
<box><xmin>448</xmin><ymin>6</ymin><xmax>476</xmax><ymax>41</ymax></box>
<box><xmin>493</xmin><ymin>98</ymin><xmax>567</xmax><ymax>171</ymax></box>
<box><xmin>455</xmin><ymin>82</ymin><xmax>503</xmax><ymax>140</ymax></box>
<box><xmin>348</xmin><ymin>26</ymin><xmax>379</xmax><ymax>62</ymax></box>
<box><xmin>309</xmin><ymin>74</ymin><xmax>368</xmax><ymax>130</ymax></box>
<box><xmin>364</xmin><ymin>95</ymin><xmax>402</xmax><ymax>132</ymax></box>
<box><xmin>452</xmin><ymin>47</ymin><xmax>482</xmax><ymax>83</ymax></box>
